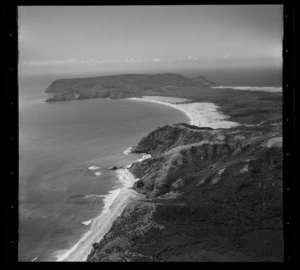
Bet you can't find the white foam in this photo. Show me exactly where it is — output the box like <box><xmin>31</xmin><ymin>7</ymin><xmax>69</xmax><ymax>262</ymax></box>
<box><xmin>123</xmin><ymin>146</ymin><xmax>132</xmax><ymax>155</ymax></box>
<box><xmin>94</xmin><ymin>172</ymin><xmax>101</xmax><ymax>176</ymax></box>
<box><xmin>88</xmin><ymin>166</ymin><xmax>100</xmax><ymax>170</ymax></box>
<box><xmin>53</xmin><ymin>168</ymin><xmax>141</xmax><ymax>262</ymax></box>
<box><xmin>54</xmin><ymin>224</ymin><xmax>94</xmax><ymax>261</ymax></box>
<box><xmin>115</xmin><ymin>168</ymin><xmax>139</xmax><ymax>186</ymax></box>
<box><xmin>125</xmin><ymin>163</ymin><xmax>133</xmax><ymax>169</ymax></box>
<box><xmin>137</xmin><ymin>154</ymin><xmax>152</xmax><ymax>163</ymax></box>
<box><xmin>82</xmin><ymin>220</ymin><xmax>92</xmax><ymax>226</ymax></box>
<box><xmin>84</xmin><ymin>194</ymin><xmax>105</xmax><ymax>199</ymax></box>
<box><xmin>211</xmin><ymin>86</ymin><xmax>282</xmax><ymax>92</ymax></box>
<box><xmin>101</xmin><ymin>189</ymin><xmax>121</xmax><ymax>214</ymax></box>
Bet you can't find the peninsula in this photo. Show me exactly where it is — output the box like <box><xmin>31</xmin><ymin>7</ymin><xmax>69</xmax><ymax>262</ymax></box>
<box><xmin>44</xmin><ymin>73</ymin><xmax>216</xmax><ymax>102</ymax></box>
<box><xmin>45</xmin><ymin>73</ymin><xmax>283</xmax><ymax>262</ymax></box>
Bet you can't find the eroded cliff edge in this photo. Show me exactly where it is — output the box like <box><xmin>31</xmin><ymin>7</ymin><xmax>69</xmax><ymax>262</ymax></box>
<box><xmin>87</xmin><ymin>118</ymin><xmax>283</xmax><ymax>262</ymax></box>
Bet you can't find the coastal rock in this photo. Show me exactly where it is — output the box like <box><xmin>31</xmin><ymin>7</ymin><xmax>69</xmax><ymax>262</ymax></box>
<box><xmin>77</xmin><ymin>89</ymin><xmax>109</xmax><ymax>99</ymax></box>
<box><xmin>45</xmin><ymin>92</ymin><xmax>76</xmax><ymax>102</ymax></box>
<box><xmin>107</xmin><ymin>166</ymin><xmax>118</xmax><ymax>170</ymax></box>
<box><xmin>191</xmin><ymin>75</ymin><xmax>217</xmax><ymax>86</ymax></box>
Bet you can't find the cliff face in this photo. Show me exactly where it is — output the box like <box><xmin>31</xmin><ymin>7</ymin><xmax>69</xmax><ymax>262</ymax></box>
<box><xmin>44</xmin><ymin>73</ymin><xmax>216</xmax><ymax>102</ymax></box>
<box><xmin>87</xmin><ymin>119</ymin><xmax>283</xmax><ymax>262</ymax></box>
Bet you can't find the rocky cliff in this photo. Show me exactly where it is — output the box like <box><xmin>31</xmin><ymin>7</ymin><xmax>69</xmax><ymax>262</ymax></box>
<box><xmin>87</xmin><ymin>118</ymin><xmax>283</xmax><ymax>262</ymax></box>
<box><xmin>44</xmin><ymin>73</ymin><xmax>216</xmax><ymax>102</ymax></box>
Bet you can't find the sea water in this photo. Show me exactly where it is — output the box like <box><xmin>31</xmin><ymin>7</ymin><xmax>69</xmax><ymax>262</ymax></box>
<box><xmin>18</xmin><ymin>74</ymin><xmax>190</xmax><ymax>261</ymax></box>
<box><xmin>18</xmin><ymin>66</ymin><xmax>282</xmax><ymax>261</ymax></box>
<box><xmin>181</xmin><ymin>66</ymin><xmax>282</xmax><ymax>90</ymax></box>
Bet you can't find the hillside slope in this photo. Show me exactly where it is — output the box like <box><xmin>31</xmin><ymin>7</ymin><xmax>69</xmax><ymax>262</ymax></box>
<box><xmin>44</xmin><ymin>73</ymin><xmax>216</xmax><ymax>102</ymax></box>
<box><xmin>46</xmin><ymin>73</ymin><xmax>215</xmax><ymax>102</ymax></box>
<box><xmin>87</xmin><ymin>119</ymin><xmax>283</xmax><ymax>262</ymax></box>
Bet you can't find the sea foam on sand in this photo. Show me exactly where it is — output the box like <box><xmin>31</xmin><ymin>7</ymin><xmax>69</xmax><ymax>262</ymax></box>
<box><xmin>127</xmin><ymin>96</ymin><xmax>239</xmax><ymax>129</ymax></box>
<box><xmin>53</xmin><ymin>167</ymin><xmax>141</xmax><ymax>262</ymax></box>
<box><xmin>88</xmin><ymin>166</ymin><xmax>100</xmax><ymax>170</ymax></box>
<box><xmin>123</xmin><ymin>146</ymin><xmax>132</xmax><ymax>155</ymax></box>
<box><xmin>82</xmin><ymin>220</ymin><xmax>92</xmax><ymax>226</ymax></box>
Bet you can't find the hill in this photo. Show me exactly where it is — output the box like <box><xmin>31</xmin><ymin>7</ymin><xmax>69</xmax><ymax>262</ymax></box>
<box><xmin>44</xmin><ymin>73</ymin><xmax>216</xmax><ymax>102</ymax></box>
<box><xmin>87</xmin><ymin>118</ymin><xmax>283</xmax><ymax>262</ymax></box>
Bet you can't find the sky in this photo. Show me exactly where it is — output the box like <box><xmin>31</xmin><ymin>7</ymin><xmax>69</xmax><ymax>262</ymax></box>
<box><xmin>18</xmin><ymin>5</ymin><xmax>283</xmax><ymax>76</ymax></box>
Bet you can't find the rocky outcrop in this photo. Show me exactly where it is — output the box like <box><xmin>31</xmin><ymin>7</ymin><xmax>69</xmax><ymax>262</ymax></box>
<box><xmin>45</xmin><ymin>92</ymin><xmax>76</xmax><ymax>102</ymax></box>
<box><xmin>87</xmin><ymin>119</ymin><xmax>283</xmax><ymax>262</ymax></box>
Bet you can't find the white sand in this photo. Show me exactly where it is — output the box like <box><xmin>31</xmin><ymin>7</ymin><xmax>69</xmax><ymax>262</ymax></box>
<box><xmin>53</xmin><ymin>95</ymin><xmax>239</xmax><ymax>261</ymax></box>
<box><xmin>127</xmin><ymin>96</ymin><xmax>239</xmax><ymax>129</ymax></box>
<box><xmin>53</xmin><ymin>169</ymin><xmax>142</xmax><ymax>262</ymax></box>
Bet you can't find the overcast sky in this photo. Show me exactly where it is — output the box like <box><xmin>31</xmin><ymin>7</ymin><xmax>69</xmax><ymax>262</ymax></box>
<box><xmin>18</xmin><ymin>5</ymin><xmax>283</xmax><ymax>76</ymax></box>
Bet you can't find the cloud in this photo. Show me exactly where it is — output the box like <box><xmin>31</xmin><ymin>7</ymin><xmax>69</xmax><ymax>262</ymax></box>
<box><xmin>20</xmin><ymin>57</ymin><xmax>163</xmax><ymax>66</ymax></box>
<box><xmin>175</xmin><ymin>56</ymin><xmax>200</xmax><ymax>61</ymax></box>
<box><xmin>222</xmin><ymin>54</ymin><xmax>231</xmax><ymax>59</ymax></box>
<box><xmin>19</xmin><ymin>58</ymin><xmax>122</xmax><ymax>66</ymax></box>
<box><xmin>124</xmin><ymin>58</ymin><xmax>143</xmax><ymax>63</ymax></box>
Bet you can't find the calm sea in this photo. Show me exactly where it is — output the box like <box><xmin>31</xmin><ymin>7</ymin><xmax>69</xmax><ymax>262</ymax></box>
<box><xmin>18</xmin><ymin>67</ymin><xmax>282</xmax><ymax>261</ymax></box>
<box><xmin>18</xmin><ymin>74</ymin><xmax>189</xmax><ymax>261</ymax></box>
<box><xmin>180</xmin><ymin>66</ymin><xmax>282</xmax><ymax>87</ymax></box>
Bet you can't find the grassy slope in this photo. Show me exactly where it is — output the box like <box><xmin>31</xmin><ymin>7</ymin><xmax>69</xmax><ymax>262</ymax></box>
<box><xmin>87</xmin><ymin>116</ymin><xmax>283</xmax><ymax>262</ymax></box>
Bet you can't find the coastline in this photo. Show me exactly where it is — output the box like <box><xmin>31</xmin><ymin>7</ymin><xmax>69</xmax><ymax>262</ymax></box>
<box><xmin>52</xmin><ymin>95</ymin><xmax>240</xmax><ymax>261</ymax></box>
<box><xmin>53</xmin><ymin>168</ymin><xmax>142</xmax><ymax>262</ymax></box>
<box><xmin>126</xmin><ymin>96</ymin><xmax>239</xmax><ymax>129</ymax></box>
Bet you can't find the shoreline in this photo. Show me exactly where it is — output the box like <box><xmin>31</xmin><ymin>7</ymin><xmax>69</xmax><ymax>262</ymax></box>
<box><xmin>126</xmin><ymin>96</ymin><xmax>240</xmax><ymax>129</ymax></box>
<box><xmin>51</xmin><ymin>96</ymin><xmax>239</xmax><ymax>261</ymax></box>
<box><xmin>52</xmin><ymin>167</ymin><xmax>142</xmax><ymax>262</ymax></box>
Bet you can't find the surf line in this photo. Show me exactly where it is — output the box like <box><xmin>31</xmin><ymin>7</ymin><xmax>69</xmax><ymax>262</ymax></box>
<box><xmin>53</xmin><ymin>151</ymin><xmax>149</xmax><ymax>261</ymax></box>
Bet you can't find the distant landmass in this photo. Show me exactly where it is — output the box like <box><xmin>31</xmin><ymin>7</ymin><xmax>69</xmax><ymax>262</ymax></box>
<box><xmin>45</xmin><ymin>73</ymin><xmax>216</xmax><ymax>102</ymax></box>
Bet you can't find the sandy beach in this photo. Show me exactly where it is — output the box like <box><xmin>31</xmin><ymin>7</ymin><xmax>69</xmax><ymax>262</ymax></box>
<box><xmin>127</xmin><ymin>96</ymin><xmax>240</xmax><ymax>129</ymax></box>
<box><xmin>53</xmin><ymin>169</ymin><xmax>142</xmax><ymax>262</ymax></box>
<box><xmin>53</xmin><ymin>96</ymin><xmax>239</xmax><ymax>261</ymax></box>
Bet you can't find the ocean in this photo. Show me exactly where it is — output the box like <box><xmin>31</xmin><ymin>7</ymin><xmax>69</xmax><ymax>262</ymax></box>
<box><xmin>18</xmin><ymin>67</ymin><xmax>282</xmax><ymax>261</ymax></box>
<box><xmin>178</xmin><ymin>66</ymin><xmax>282</xmax><ymax>89</ymax></box>
<box><xmin>18</xmin><ymin>74</ymin><xmax>190</xmax><ymax>261</ymax></box>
